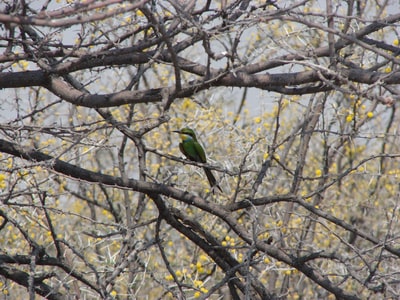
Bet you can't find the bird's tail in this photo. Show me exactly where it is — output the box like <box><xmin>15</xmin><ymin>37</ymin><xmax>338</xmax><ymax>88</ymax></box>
<box><xmin>203</xmin><ymin>167</ymin><xmax>222</xmax><ymax>193</ymax></box>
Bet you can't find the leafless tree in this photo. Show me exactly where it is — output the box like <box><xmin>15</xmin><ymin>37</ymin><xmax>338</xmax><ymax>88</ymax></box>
<box><xmin>0</xmin><ymin>0</ymin><xmax>400</xmax><ymax>299</ymax></box>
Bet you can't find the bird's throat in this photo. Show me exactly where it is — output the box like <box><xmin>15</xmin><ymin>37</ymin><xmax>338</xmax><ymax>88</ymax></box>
<box><xmin>180</xmin><ymin>133</ymin><xmax>193</xmax><ymax>142</ymax></box>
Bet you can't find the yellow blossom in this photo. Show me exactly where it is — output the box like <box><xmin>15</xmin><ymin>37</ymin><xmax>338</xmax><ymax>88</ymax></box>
<box><xmin>20</xmin><ymin>60</ymin><xmax>29</xmax><ymax>70</ymax></box>
<box><xmin>199</xmin><ymin>254</ymin><xmax>208</xmax><ymax>262</ymax></box>
<box><xmin>253</xmin><ymin>116</ymin><xmax>262</xmax><ymax>124</ymax></box>
<box><xmin>0</xmin><ymin>173</ymin><xmax>6</xmax><ymax>189</ymax></box>
<box><xmin>165</xmin><ymin>274</ymin><xmax>174</xmax><ymax>281</ymax></box>
<box><xmin>194</xmin><ymin>280</ymin><xmax>203</xmax><ymax>288</ymax></box>
<box><xmin>346</xmin><ymin>114</ymin><xmax>354</xmax><ymax>123</ymax></box>
<box><xmin>196</xmin><ymin>261</ymin><xmax>202</xmax><ymax>270</ymax></box>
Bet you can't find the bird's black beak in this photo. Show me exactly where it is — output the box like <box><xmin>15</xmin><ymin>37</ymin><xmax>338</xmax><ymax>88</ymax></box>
<box><xmin>172</xmin><ymin>130</ymin><xmax>181</xmax><ymax>133</ymax></box>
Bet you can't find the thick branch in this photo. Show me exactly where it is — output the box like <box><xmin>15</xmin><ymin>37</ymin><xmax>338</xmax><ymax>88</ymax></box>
<box><xmin>0</xmin><ymin>264</ymin><xmax>64</xmax><ymax>300</ymax></box>
<box><xmin>1</xmin><ymin>68</ymin><xmax>399</xmax><ymax>108</ymax></box>
<box><xmin>0</xmin><ymin>1</ymin><xmax>149</xmax><ymax>27</ymax></box>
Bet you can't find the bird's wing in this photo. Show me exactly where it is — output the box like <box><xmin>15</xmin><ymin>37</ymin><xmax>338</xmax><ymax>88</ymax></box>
<box><xmin>179</xmin><ymin>143</ymin><xmax>186</xmax><ymax>157</ymax></box>
<box><xmin>180</xmin><ymin>142</ymin><xmax>200</xmax><ymax>162</ymax></box>
<box><xmin>194</xmin><ymin>141</ymin><xmax>207</xmax><ymax>163</ymax></box>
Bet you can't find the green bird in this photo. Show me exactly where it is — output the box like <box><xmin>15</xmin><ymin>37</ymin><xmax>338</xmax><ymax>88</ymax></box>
<box><xmin>173</xmin><ymin>127</ymin><xmax>222</xmax><ymax>192</ymax></box>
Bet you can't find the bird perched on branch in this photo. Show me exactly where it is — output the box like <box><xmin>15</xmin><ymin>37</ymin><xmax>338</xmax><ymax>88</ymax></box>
<box><xmin>173</xmin><ymin>127</ymin><xmax>222</xmax><ymax>193</ymax></box>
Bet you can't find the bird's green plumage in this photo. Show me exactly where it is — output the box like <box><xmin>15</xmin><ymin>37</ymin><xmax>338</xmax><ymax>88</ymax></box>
<box><xmin>179</xmin><ymin>138</ymin><xmax>206</xmax><ymax>163</ymax></box>
<box><xmin>174</xmin><ymin>127</ymin><xmax>221</xmax><ymax>192</ymax></box>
